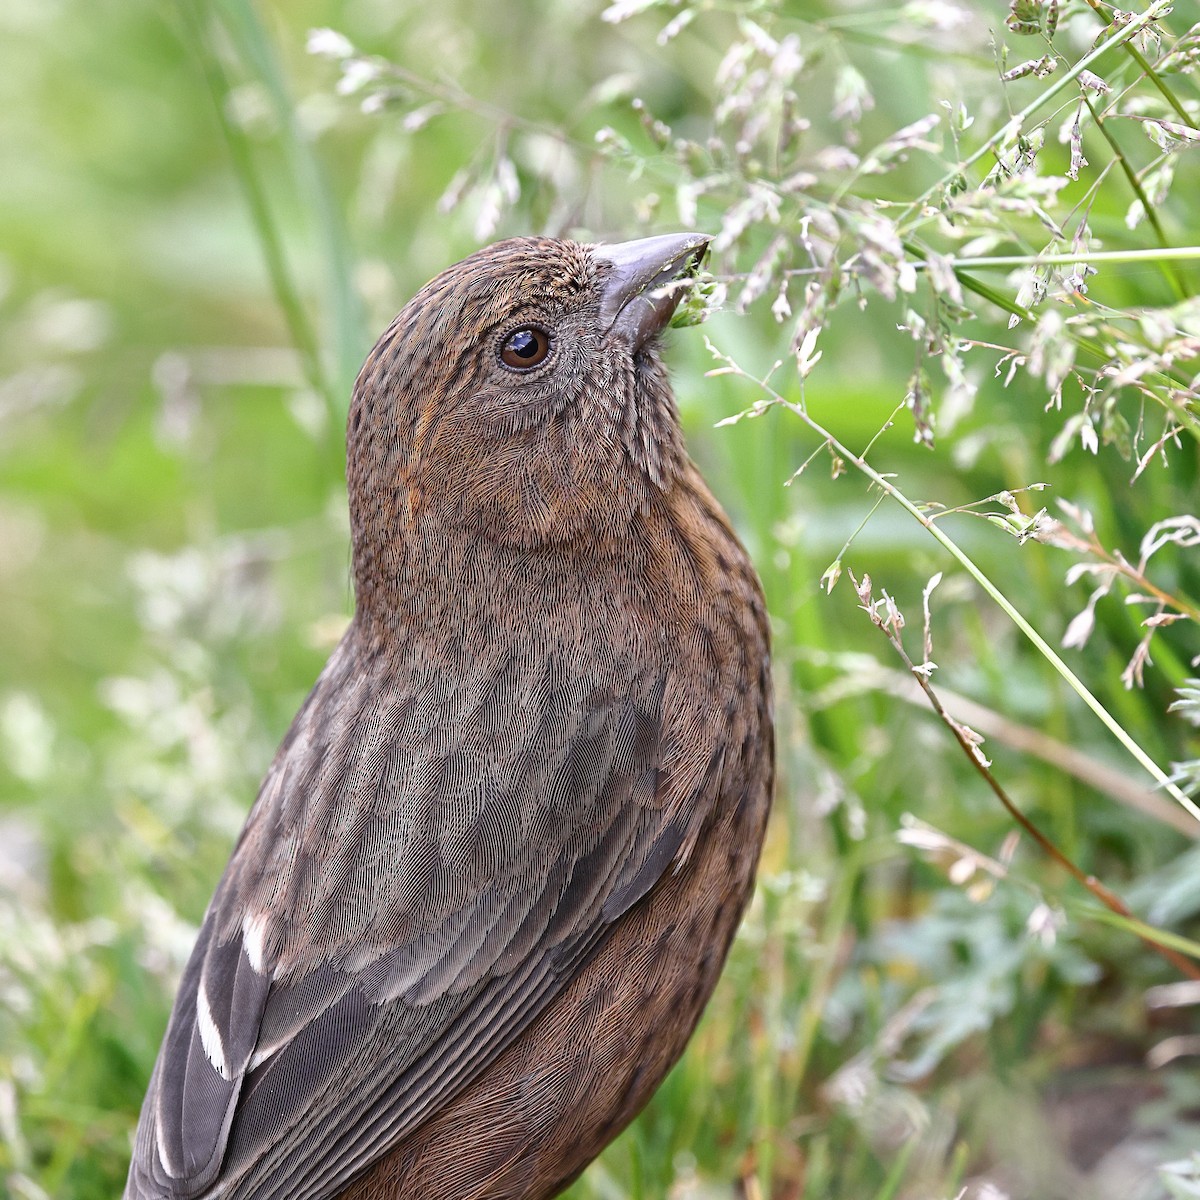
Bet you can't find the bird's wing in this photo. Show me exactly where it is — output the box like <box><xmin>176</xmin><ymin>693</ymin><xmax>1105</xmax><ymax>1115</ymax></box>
<box><xmin>126</xmin><ymin>634</ymin><xmax>717</xmax><ymax>1200</ymax></box>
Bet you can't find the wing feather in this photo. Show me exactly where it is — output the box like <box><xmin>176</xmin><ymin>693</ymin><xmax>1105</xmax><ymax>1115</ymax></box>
<box><xmin>125</xmin><ymin>633</ymin><xmax>700</xmax><ymax>1200</ymax></box>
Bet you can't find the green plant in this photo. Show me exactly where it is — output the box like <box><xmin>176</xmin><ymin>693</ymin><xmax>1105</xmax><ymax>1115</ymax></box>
<box><xmin>2</xmin><ymin>1</ymin><xmax>1198</xmax><ymax>1197</ymax></box>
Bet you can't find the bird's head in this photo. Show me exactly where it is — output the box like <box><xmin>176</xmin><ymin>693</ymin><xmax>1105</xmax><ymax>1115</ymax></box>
<box><xmin>347</xmin><ymin>233</ymin><xmax>709</xmax><ymax>562</ymax></box>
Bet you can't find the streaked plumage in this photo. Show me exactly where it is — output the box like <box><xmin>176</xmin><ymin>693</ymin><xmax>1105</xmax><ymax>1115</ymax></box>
<box><xmin>125</xmin><ymin>233</ymin><xmax>773</xmax><ymax>1200</ymax></box>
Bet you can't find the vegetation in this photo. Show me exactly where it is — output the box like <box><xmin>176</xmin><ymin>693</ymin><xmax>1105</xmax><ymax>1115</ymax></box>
<box><xmin>1</xmin><ymin>0</ymin><xmax>1198</xmax><ymax>1196</ymax></box>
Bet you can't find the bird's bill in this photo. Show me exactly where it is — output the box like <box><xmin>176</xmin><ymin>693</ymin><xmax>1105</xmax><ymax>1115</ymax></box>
<box><xmin>595</xmin><ymin>232</ymin><xmax>710</xmax><ymax>349</ymax></box>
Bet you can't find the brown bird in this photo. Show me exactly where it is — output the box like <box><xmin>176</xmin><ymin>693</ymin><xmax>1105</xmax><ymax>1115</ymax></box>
<box><xmin>124</xmin><ymin>232</ymin><xmax>773</xmax><ymax>1200</ymax></box>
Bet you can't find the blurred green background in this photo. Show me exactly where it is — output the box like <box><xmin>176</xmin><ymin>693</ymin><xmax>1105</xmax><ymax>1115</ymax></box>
<box><xmin>2</xmin><ymin>1</ymin><xmax>1199</xmax><ymax>1197</ymax></box>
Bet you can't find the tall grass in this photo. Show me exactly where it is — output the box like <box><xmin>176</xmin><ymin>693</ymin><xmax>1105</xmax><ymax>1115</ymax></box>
<box><xmin>1</xmin><ymin>1</ymin><xmax>1198</xmax><ymax>1197</ymax></box>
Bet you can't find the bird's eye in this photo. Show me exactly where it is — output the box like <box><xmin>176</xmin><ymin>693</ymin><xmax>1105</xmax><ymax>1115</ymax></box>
<box><xmin>499</xmin><ymin>326</ymin><xmax>552</xmax><ymax>371</ymax></box>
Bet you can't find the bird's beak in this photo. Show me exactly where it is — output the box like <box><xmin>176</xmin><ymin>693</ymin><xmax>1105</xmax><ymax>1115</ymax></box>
<box><xmin>595</xmin><ymin>232</ymin><xmax>710</xmax><ymax>349</ymax></box>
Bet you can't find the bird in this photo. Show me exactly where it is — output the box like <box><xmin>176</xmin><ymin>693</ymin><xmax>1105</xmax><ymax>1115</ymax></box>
<box><xmin>124</xmin><ymin>231</ymin><xmax>774</xmax><ymax>1200</ymax></box>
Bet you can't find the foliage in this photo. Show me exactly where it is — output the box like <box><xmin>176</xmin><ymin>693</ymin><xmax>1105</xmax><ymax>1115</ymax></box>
<box><xmin>1</xmin><ymin>0</ymin><xmax>1199</xmax><ymax>1197</ymax></box>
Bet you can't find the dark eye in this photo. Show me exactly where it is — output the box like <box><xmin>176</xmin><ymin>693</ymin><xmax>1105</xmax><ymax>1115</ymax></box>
<box><xmin>499</xmin><ymin>326</ymin><xmax>552</xmax><ymax>370</ymax></box>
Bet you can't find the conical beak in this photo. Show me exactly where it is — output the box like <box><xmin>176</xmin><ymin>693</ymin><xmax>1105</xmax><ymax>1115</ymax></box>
<box><xmin>595</xmin><ymin>232</ymin><xmax>710</xmax><ymax>349</ymax></box>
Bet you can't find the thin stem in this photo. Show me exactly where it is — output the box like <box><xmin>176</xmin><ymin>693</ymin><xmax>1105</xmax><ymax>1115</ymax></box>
<box><xmin>1081</xmin><ymin>94</ymin><xmax>1187</xmax><ymax>301</ymax></box>
<box><xmin>711</xmin><ymin>353</ymin><xmax>1200</xmax><ymax>828</ymax></box>
<box><xmin>931</xmin><ymin>246</ymin><xmax>1200</xmax><ymax>269</ymax></box>
<box><xmin>1080</xmin><ymin>0</ymin><xmax>1200</xmax><ymax>130</ymax></box>
<box><xmin>858</xmin><ymin>576</ymin><xmax>1200</xmax><ymax>978</ymax></box>
<box><xmin>177</xmin><ymin>0</ymin><xmax>332</xmax><ymax>409</ymax></box>
<box><xmin>216</xmin><ymin>0</ymin><xmax>367</xmax><ymax>410</ymax></box>
<box><xmin>901</xmin><ymin>0</ymin><xmax>1178</xmax><ymax>221</ymax></box>
<box><xmin>901</xmin><ymin>244</ymin><xmax>1200</xmax><ymax>444</ymax></box>
<box><xmin>1126</xmin><ymin>41</ymin><xmax>1200</xmax><ymax>129</ymax></box>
